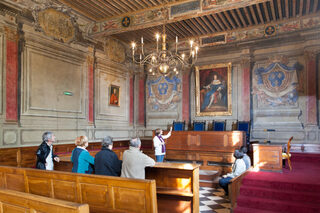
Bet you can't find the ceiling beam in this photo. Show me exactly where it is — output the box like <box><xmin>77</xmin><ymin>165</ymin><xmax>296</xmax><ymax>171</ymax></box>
<box><xmin>299</xmin><ymin>0</ymin><xmax>304</xmax><ymax>16</ymax></box>
<box><xmin>249</xmin><ymin>5</ymin><xmax>258</xmax><ymax>24</ymax></box>
<box><xmin>174</xmin><ymin>22</ymin><xmax>194</xmax><ymax>35</ymax></box>
<box><xmin>218</xmin><ymin>12</ymin><xmax>232</xmax><ymax>30</ymax></box>
<box><xmin>189</xmin><ymin>18</ymin><xmax>206</xmax><ymax>34</ymax></box>
<box><xmin>224</xmin><ymin>11</ymin><xmax>237</xmax><ymax>28</ymax></box>
<box><xmin>92</xmin><ymin>0</ymin><xmax>116</xmax><ymax>17</ymax></box>
<box><xmin>206</xmin><ymin>14</ymin><xmax>222</xmax><ymax>31</ymax></box>
<box><xmin>97</xmin><ymin>0</ymin><xmax>122</xmax><ymax>15</ymax></box>
<box><xmin>269</xmin><ymin>0</ymin><xmax>277</xmax><ymax>20</ymax></box>
<box><xmin>285</xmin><ymin>0</ymin><xmax>289</xmax><ymax>18</ymax></box>
<box><xmin>230</xmin><ymin>9</ymin><xmax>242</xmax><ymax>27</ymax></box>
<box><xmin>60</xmin><ymin>0</ymin><xmax>103</xmax><ymax>19</ymax></box>
<box><xmin>244</xmin><ymin>7</ymin><xmax>253</xmax><ymax>25</ymax></box>
<box><xmin>263</xmin><ymin>1</ymin><xmax>271</xmax><ymax>21</ymax></box>
<box><xmin>313</xmin><ymin>0</ymin><xmax>319</xmax><ymax>12</ymax></box>
<box><xmin>212</xmin><ymin>14</ymin><xmax>227</xmax><ymax>31</ymax></box>
<box><xmin>183</xmin><ymin>20</ymin><xmax>200</xmax><ymax>35</ymax></box>
<box><xmin>306</xmin><ymin>0</ymin><xmax>311</xmax><ymax>14</ymax></box>
<box><xmin>277</xmin><ymin>0</ymin><xmax>283</xmax><ymax>19</ymax></box>
<box><xmin>108</xmin><ymin>0</ymin><xmax>129</xmax><ymax>13</ymax></box>
<box><xmin>235</xmin><ymin>8</ymin><xmax>247</xmax><ymax>27</ymax></box>
<box><xmin>138</xmin><ymin>0</ymin><xmax>151</xmax><ymax>7</ymax></box>
<box><xmin>257</xmin><ymin>3</ymin><xmax>265</xmax><ymax>23</ymax></box>
<box><xmin>199</xmin><ymin>16</ymin><xmax>216</xmax><ymax>32</ymax></box>
<box><xmin>292</xmin><ymin>0</ymin><xmax>297</xmax><ymax>17</ymax></box>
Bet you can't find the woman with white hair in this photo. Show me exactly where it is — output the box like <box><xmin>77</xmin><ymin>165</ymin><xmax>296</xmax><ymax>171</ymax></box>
<box><xmin>36</xmin><ymin>131</ymin><xmax>60</xmax><ymax>170</ymax></box>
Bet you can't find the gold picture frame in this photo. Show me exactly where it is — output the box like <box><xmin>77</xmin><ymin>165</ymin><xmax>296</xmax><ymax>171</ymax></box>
<box><xmin>109</xmin><ymin>85</ymin><xmax>120</xmax><ymax>106</ymax></box>
<box><xmin>195</xmin><ymin>63</ymin><xmax>232</xmax><ymax>116</ymax></box>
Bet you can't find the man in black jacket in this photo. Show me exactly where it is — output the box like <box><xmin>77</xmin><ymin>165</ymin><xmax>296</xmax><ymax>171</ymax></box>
<box><xmin>36</xmin><ymin>132</ymin><xmax>60</xmax><ymax>170</ymax></box>
<box><xmin>94</xmin><ymin>136</ymin><xmax>122</xmax><ymax>176</ymax></box>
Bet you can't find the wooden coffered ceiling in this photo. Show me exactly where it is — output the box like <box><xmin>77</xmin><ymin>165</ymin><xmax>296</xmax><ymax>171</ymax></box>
<box><xmin>57</xmin><ymin>0</ymin><xmax>320</xmax><ymax>44</ymax></box>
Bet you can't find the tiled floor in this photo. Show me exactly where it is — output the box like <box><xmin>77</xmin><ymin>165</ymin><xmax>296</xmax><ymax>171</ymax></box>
<box><xmin>199</xmin><ymin>187</ymin><xmax>231</xmax><ymax>213</ymax></box>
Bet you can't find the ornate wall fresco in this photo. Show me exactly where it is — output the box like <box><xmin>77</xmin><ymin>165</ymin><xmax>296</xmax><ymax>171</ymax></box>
<box><xmin>253</xmin><ymin>62</ymin><xmax>298</xmax><ymax>108</ymax></box>
<box><xmin>147</xmin><ymin>75</ymin><xmax>181</xmax><ymax>111</ymax></box>
<box><xmin>33</xmin><ymin>6</ymin><xmax>78</xmax><ymax>43</ymax></box>
<box><xmin>105</xmin><ymin>38</ymin><xmax>126</xmax><ymax>64</ymax></box>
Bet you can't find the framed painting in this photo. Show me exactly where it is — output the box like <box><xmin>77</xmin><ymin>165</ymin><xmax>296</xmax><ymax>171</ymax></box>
<box><xmin>195</xmin><ymin>63</ymin><xmax>232</xmax><ymax>116</ymax></box>
<box><xmin>109</xmin><ymin>85</ymin><xmax>120</xmax><ymax>106</ymax></box>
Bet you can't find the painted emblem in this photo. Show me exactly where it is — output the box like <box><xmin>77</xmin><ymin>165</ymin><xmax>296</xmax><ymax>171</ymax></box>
<box><xmin>264</xmin><ymin>26</ymin><xmax>276</xmax><ymax>36</ymax></box>
<box><xmin>147</xmin><ymin>76</ymin><xmax>181</xmax><ymax>111</ymax></box>
<box><xmin>122</xmin><ymin>16</ymin><xmax>130</xmax><ymax>27</ymax></box>
<box><xmin>254</xmin><ymin>63</ymin><xmax>298</xmax><ymax>107</ymax></box>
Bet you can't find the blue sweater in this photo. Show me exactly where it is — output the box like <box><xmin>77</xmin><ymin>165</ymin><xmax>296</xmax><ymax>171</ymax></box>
<box><xmin>71</xmin><ymin>148</ymin><xmax>95</xmax><ymax>174</ymax></box>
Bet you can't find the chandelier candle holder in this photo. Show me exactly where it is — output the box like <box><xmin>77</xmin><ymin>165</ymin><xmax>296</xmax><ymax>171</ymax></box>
<box><xmin>131</xmin><ymin>25</ymin><xmax>199</xmax><ymax>76</ymax></box>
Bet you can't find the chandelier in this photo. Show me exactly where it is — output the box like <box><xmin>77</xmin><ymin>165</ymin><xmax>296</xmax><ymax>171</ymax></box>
<box><xmin>131</xmin><ymin>25</ymin><xmax>199</xmax><ymax>76</ymax></box>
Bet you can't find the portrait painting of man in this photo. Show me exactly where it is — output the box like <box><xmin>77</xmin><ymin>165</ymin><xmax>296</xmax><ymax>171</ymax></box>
<box><xmin>195</xmin><ymin>63</ymin><xmax>232</xmax><ymax>116</ymax></box>
<box><xmin>109</xmin><ymin>85</ymin><xmax>120</xmax><ymax>106</ymax></box>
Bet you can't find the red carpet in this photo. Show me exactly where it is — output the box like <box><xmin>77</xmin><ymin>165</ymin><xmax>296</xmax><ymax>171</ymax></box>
<box><xmin>234</xmin><ymin>153</ymin><xmax>320</xmax><ymax>213</ymax></box>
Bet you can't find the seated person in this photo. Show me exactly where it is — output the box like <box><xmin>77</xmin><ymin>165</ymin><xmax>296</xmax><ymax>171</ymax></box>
<box><xmin>94</xmin><ymin>136</ymin><xmax>122</xmax><ymax>176</ymax></box>
<box><xmin>71</xmin><ymin>136</ymin><xmax>95</xmax><ymax>174</ymax></box>
<box><xmin>121</xmin><ymin>137</ymin><xmax>155</xmax><ymax>179</ymax></box>
<box><xmin>240</xmin><ymin>146</ymin><xmax>251</xmax><ymax>170</ymax></box>
<box><xmin>219</xmin><ymin>150</ymin><xmax>246</xmax><ymax>196</ymax></box>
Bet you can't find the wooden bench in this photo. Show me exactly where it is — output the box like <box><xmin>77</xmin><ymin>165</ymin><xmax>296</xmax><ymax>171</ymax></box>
<box><xmin>0</xmin><ymin>188</ymin><xmax>89</xmax><ymax>213</ymax></box>
<box><xmin>228</xmin><ymin>170</ymin><xmax>250</xmax><ymax>209</ymax></box>
<box><xmin>0</xmin><ymin>165</ymin><xmax>158</xmax><ymax>213</ymax></box>
<box><xmin>55</xmin><ymin>156</ymin><xmax>200</xmax><ymax>213</ymax></box>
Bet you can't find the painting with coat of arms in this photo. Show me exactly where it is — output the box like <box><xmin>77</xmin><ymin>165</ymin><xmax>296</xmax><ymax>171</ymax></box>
<box><xmin>147</xmin><ymin>75</ymin><xmax>181</xmax><ymax>111</ymax></box>
<box><xmin>195</xmin><ymin>63</ymin><xmax>232</xmax><ymax>116</ymax></box>
<box><xmin>253</xmin><ymin>62</ymin><xmax>298</xmax><ymax>107</ymax></box>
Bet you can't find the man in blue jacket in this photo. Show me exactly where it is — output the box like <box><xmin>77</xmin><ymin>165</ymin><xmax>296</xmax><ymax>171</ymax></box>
<box><xmin>94</xmin><ymin>136</ymin><xmax>122</xmax><ymax>176</ymax></box>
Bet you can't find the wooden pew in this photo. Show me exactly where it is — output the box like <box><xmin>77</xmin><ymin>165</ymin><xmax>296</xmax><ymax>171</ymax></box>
<box><xmin>228</xmin><ymin>170</ymin><xmax>250</xmax><ymax>209</ymax></box>
<box><xmin>146</xmin><ymin>163</ymin><xmax>200</xmax><ymax>213</ymax></box>
<box><xmin>0</xmin><ymin>188</ymin><xmax>89</xmax><ymax>213</ymax></box>
<box><xmin>55</xmin><ymin>155</ymin><xmax>200</xmax><ymax>213</ymax></box>
<box><xmin>0</xmin><ymin>165</ymin><xmax>158</xmax><ymax>213</ymax></box>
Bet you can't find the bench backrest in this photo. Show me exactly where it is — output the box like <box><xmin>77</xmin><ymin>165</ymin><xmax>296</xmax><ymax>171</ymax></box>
<box><xmin>0</xmin><ymin>188</ymin><xmax>89</xmax><ymax>213</ymax></box>
<box><xmin>0</xmin><ymin>166</ymin><xmax>157</xmax><ymax>213</ymax></box>
<box><xmin>228</xmin><ymin>170</ymin><xmax>250</xmax><ymax>209</ymax></box>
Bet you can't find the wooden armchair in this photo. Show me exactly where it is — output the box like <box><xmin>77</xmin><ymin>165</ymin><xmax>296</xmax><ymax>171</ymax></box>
<box><xmin>282</xmin><ymin>136</ymin><xmax>293</xmax><ymax>170</ymax></box>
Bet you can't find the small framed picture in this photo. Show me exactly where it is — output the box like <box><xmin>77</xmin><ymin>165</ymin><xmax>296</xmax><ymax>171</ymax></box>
<box><xmin>109</xmin><ymin>85</ymin><xmax>120</xmax><ymax>106</ymax></box>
